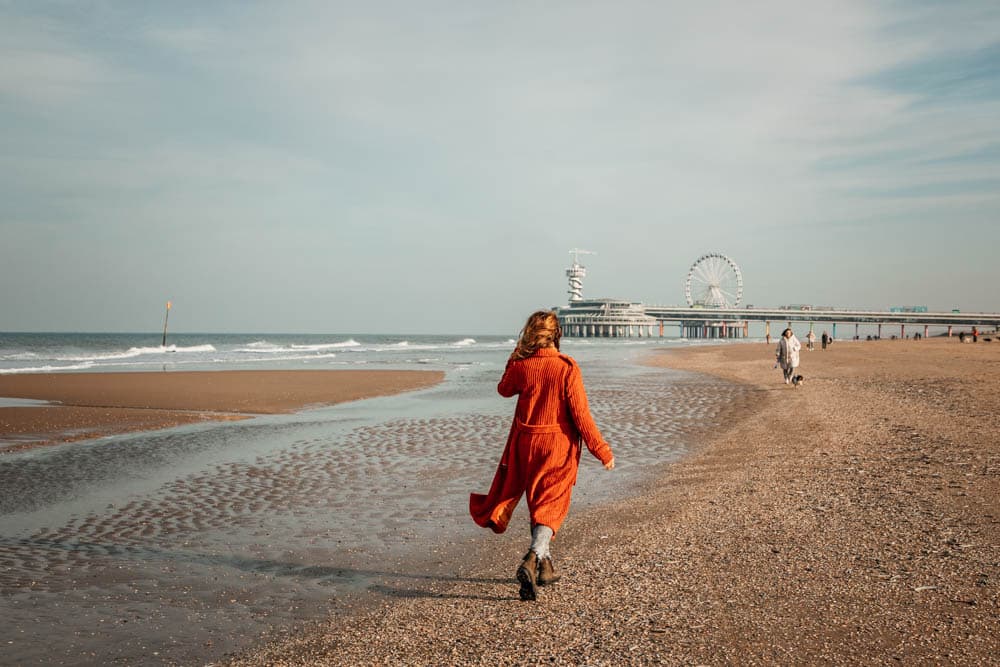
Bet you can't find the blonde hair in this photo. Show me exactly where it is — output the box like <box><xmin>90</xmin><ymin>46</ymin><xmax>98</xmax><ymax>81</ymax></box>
<box><xmin>511</xmin><ymin>310</ymin><xmax>562</xmax><ymax>360</ymax></box>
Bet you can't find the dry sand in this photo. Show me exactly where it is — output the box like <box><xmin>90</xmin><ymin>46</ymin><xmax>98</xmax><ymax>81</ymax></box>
<box><xmin>227</xmin><ymin>338</ymin><xmax>999</xmax><ymax>666</ymax></box>
<box><xmin>0</xmin><ymin>370</ymin><xmax>444</xmax><ymax>452</ymax></box>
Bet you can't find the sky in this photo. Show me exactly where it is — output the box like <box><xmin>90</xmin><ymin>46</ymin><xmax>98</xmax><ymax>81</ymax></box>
<box><xmin>1</xmin><ymin>1</ymin><xmax>999</xmax><ymax>334</ymax></box>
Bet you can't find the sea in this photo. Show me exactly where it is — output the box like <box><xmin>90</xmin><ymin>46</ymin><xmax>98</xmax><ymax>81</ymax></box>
<box><xmin>0</xmin><ymin>332</ymin><xmax>753</xmax><ymax>665</ymax></box>
<box><xmin>0</xmin><ymin>332</ymin><xmax>520</xmax><ymax>376</ymax></box>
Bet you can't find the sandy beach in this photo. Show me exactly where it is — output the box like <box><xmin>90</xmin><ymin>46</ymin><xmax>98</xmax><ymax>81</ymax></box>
<box><xmin>226</xmin><ymin>338</ymin><xmax>999</xmax><ymax>666</ymax></box>
<box><xmin>0</xmin><ymin>370</ymin><xmax>444</xmax><ymax>452</ymax></box>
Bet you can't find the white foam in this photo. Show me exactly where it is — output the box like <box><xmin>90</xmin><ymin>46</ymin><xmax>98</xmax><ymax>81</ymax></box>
<box><xmin>1</xmin><ymin>361</ymin><xmax>97</xmax><ymax>374</ymax></box>
<box><xmin>56</xmin><ymin>344</ymin><xmax>216</xmax><ymax>362</ymax></box>
<box><xmin>101</xmin><ymin>352</ymin><xmax>340</xmax><ymax>367</ymax></box>
<box><xmin>291</xmin><ymin>339</ymin><xmax>360</xmax><ymax>351</ymax></box>
<box><xmin>453</xmin><ymin>338</ymin><xmax>476</xmax><ymax>346</ymax></box>
<box><xmin>244</xmin><ymin>340</ymin><xmax>279</xmax><ymax>349</ymax></box>
<box><xmin>244</xmin><ymin>339</ymin><xmax>361</xmax><ymax>354</ymax></box>
<box><xmin>1</xmin><ymin>352</ymin><xmax>39</xmax><ymax>361</ymax></box>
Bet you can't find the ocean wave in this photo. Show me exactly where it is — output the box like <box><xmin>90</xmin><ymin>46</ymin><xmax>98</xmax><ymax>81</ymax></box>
<box><xmin>244</xmin><ymin>340</ymin><xmax>278</xmax><ymax>349</ymax></box>
<box><xmin>55</xmin><ymin>344</ymin><xmax>216</xmax><ymax>362</ymax></box>
<box><xmin>240</xmin><ymin>339</ymin><xmax>359</xmax><ymax>354</ymax></box>
<box><xmin>102</xmin><ymin>352</ymin><xmax>340</xmax><ymax>368</ymax></box>
<box><xmin>453</xmin><ymin>338</ymin><xmax>476</xmax><ymax>346</ymax></box>
<box><xmin>0</xmin><ymin>361</ymin><xmax>97</xmax><ymax>374</ymax></box>
<box><xmin>290</xmin><ymin>339</ymin><xmax>360</xmax><ymax>351</ymax></box>
<box><xmin>1</xmin><ymin>352</ymin><xmax>39</xmax><ymax>361</ymax></box>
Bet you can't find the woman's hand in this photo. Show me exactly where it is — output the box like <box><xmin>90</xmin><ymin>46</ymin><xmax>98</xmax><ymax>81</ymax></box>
<box><xmin>604</xmin><ymin>456</ymin><xmax>615</xmax><ymax>470</ymax></box>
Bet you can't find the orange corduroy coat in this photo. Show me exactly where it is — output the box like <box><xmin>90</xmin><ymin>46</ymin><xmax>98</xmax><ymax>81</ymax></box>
<box><xmin>469</xmin><ymin>347</ymin><xmax>613</xmax><ymax>535</ymax></box>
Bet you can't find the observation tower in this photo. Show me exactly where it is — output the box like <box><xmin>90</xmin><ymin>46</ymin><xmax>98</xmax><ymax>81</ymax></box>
<box><xmin>566</xmin><ymin>248</ymin><xmax>593</xmax><ymax>302</ymax></box>
<box><xmin>556</xmin><ymin>250</ymin><xmax>657</xmax><ymax>338</ymax></box>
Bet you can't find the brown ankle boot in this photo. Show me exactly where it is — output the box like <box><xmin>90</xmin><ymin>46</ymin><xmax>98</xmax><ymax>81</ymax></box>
<box><xmin>516</xmin><ymin>551</ymin><xmax>538</xmax><ymax>601</ymax></box>
<box><xmin>537</xmin><ymin>556</ymin><xmax>561</xmax><ymax>586</ymax></box>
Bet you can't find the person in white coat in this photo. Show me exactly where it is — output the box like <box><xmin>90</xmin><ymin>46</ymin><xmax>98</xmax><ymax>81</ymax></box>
<box><xmin>776</xmin><ymin>328</ymin><xmax>801</xmax><ymax>385</ymax></box>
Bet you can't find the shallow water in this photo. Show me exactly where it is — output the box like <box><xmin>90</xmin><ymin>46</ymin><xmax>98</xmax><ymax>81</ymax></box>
<box><xmin>0</xmin><ymin>344</ymin><xmax>749</xmax><ymax>665</ymax></box>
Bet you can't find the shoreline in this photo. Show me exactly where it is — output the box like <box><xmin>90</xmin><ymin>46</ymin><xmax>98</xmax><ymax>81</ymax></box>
<box><xmin>0</xmin><ymin>369</ymin><xmax>444</xmax><ymax>452</ymax></box>
<box><xmin>229</xmin><ymin>338</ymin><xmax>999</xmax><ymax>665</ymax></box>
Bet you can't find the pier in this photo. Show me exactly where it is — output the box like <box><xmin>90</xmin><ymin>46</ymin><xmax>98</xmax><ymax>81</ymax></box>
<box><xmin>555</xmin><ymin>252</ymin><xmax>1000</xmax><ymax>339</ymax></box>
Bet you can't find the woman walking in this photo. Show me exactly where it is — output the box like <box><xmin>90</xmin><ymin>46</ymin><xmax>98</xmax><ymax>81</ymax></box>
<box><xmin>776</xmin><ymin>328</ymin><xmax>802</xmax><ymax>385</ymax></box>
<box><xmin>470</xmin><ymin>310</ymin><xmax>615</xmax><ymax>601</ymax></box>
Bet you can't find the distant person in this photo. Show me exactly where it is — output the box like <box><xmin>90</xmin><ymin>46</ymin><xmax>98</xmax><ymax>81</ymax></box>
<box><xmin>470</xmin><ymin>310</ymin><xmax>615</xmax><ymax>601</ymax></box>
<box><xmin>959</xmin><ymin>331</ymin><xmax>966</xmax><ymax>343</ymax></box>
<box><xmin>973</xmin><ymin>327</ymin><xmax>979</xmax><ymax>342</ymax></box>
<box><xmin>806</xmin><ymin>330</ymin><xmax>816</xmax><ymax>350</ymax></box>
<box><xmin>821</xmin><ymin>331</ymin><xmax>829</xmax><ymax>350</ymax></box>
<box><xmin>776</xmin><ymin>328</ymin><xmax>802</xmax><ymax>385</ymax></box>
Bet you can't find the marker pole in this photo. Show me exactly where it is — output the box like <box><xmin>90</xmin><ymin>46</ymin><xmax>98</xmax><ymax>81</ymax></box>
<box><xmin>162</xmin><ymin>301</ymin><xmax>172</xmax><ymax>347</ymax></box>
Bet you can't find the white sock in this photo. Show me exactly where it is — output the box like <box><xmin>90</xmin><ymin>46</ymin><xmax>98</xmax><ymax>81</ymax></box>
<box><xmin>530</xmin><ymin>524</ymin><xmax>553</xmax><ymax>560</ymax></box>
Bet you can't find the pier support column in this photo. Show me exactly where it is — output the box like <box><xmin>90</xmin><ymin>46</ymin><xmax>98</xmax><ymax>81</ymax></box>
<box><xmin>659</xmin><ymin>321</ymin><xmax>664</xmax><ymax>337</ymax></box>
<box><xmin>924</xmin><ymin>325</ymin><xmax>929</xmax><ymax>339</ymax></box>
<box><xmin>833</xmin><ymin>323</ymin><xmax>838</xmax><ymax>339</ymax></box>
<box><xmin>855</xmin><ymin>323</ymin><xmax>859</xmax><ymax>340</ymax></box>
<box><xmin>878</xmin><ymin>323</ymin><xmax>882</xmax><ymax>339</ymax></box>
<box><xmin>765</xmin><ymin>321</ymin><xmax>771</xmax><ymax>344</ymax></box>
<box><xmin>901</xmin><ymin>324</ymin><xmax>905</xmax><ymax>339</ymax></box>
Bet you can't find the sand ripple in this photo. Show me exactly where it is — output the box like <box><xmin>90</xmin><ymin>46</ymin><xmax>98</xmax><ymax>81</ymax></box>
<box><xmin>0</xmin><ymin>366</ymin><xmax>744</xmax><ymax>664</ymax></box>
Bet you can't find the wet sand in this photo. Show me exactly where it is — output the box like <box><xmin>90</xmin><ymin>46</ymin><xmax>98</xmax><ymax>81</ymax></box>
<box><xmin>0</xmin><ymin>357</ymin><xmax>739</xmax><ymax>665</ymax></box>
<box><xmin>0</xmin><ymin>370</ymin><xmax>444</xmax><ymax>451</ymax></box>
<box><xmin>228</xmin><ymin>338</ymin><xmax>999</xmax><ymax>666</ymax></box>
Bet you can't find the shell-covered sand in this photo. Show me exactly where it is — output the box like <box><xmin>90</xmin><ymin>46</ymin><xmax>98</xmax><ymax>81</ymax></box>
<box><xmin>227</xmin><ymin>338</ymin><xmax>999</xmax><ymax>666</ymax></box>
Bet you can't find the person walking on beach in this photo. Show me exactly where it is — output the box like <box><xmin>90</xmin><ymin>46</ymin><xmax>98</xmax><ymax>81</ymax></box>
<box><xmin>776</xmin><ymin>328</ymin><xmax>802</xmax><ymax>385</ymax></box>
<box><xmin>821</xmin><ymin>331</ymin><xmax>829</xmax><ymax>350</ymax></box>
<box><xmin>806</xmin><ymin>330</ymin><xmax>816</xmax><ymax>350</ymax></box>
<box><xmin>470</xmin><ymin>310</ymin><xmax>615</xmax><ymax>602</ymax></box>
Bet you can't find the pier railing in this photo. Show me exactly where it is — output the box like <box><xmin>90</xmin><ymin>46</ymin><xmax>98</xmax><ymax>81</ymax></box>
<box><xmin>643</xmin><ymin>306</ymin><xmax>1000</xmax><ymax>328</ymax></box>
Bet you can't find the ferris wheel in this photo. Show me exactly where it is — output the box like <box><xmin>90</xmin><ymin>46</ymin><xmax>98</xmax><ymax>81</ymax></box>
<box><xmin>685</xmin><ymin>253</ymin><xmax>743</xmax><ymax>308</ymax></box>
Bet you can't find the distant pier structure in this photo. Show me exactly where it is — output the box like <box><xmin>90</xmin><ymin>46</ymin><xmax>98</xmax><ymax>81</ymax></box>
<box><xmin>557</xmin><ymin>249</ymin><xmax>658</xmax><ymax>338</ymax></box>
<box><xmin>555</xmin><ymin>251</ymin><xmax>1000</xmax><ymax>339</ymax></box>
<box><xmin>556</xmin><ymin>251</ymin><xmax>748</xmax><ymax>339</ymax></box>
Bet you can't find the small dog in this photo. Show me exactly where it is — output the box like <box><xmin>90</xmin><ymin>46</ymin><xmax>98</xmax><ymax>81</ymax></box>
<box><xmin>791</xmin><ymin>374</ymin><xmax>805</xmax><ymax>386</ymax></box>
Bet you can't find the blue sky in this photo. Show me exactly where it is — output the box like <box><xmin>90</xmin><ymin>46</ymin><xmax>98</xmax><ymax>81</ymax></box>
<box><xmin>2</xmin><ymin>1</ymin><xmax>998</xmax><ymax>334</ymax></box>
